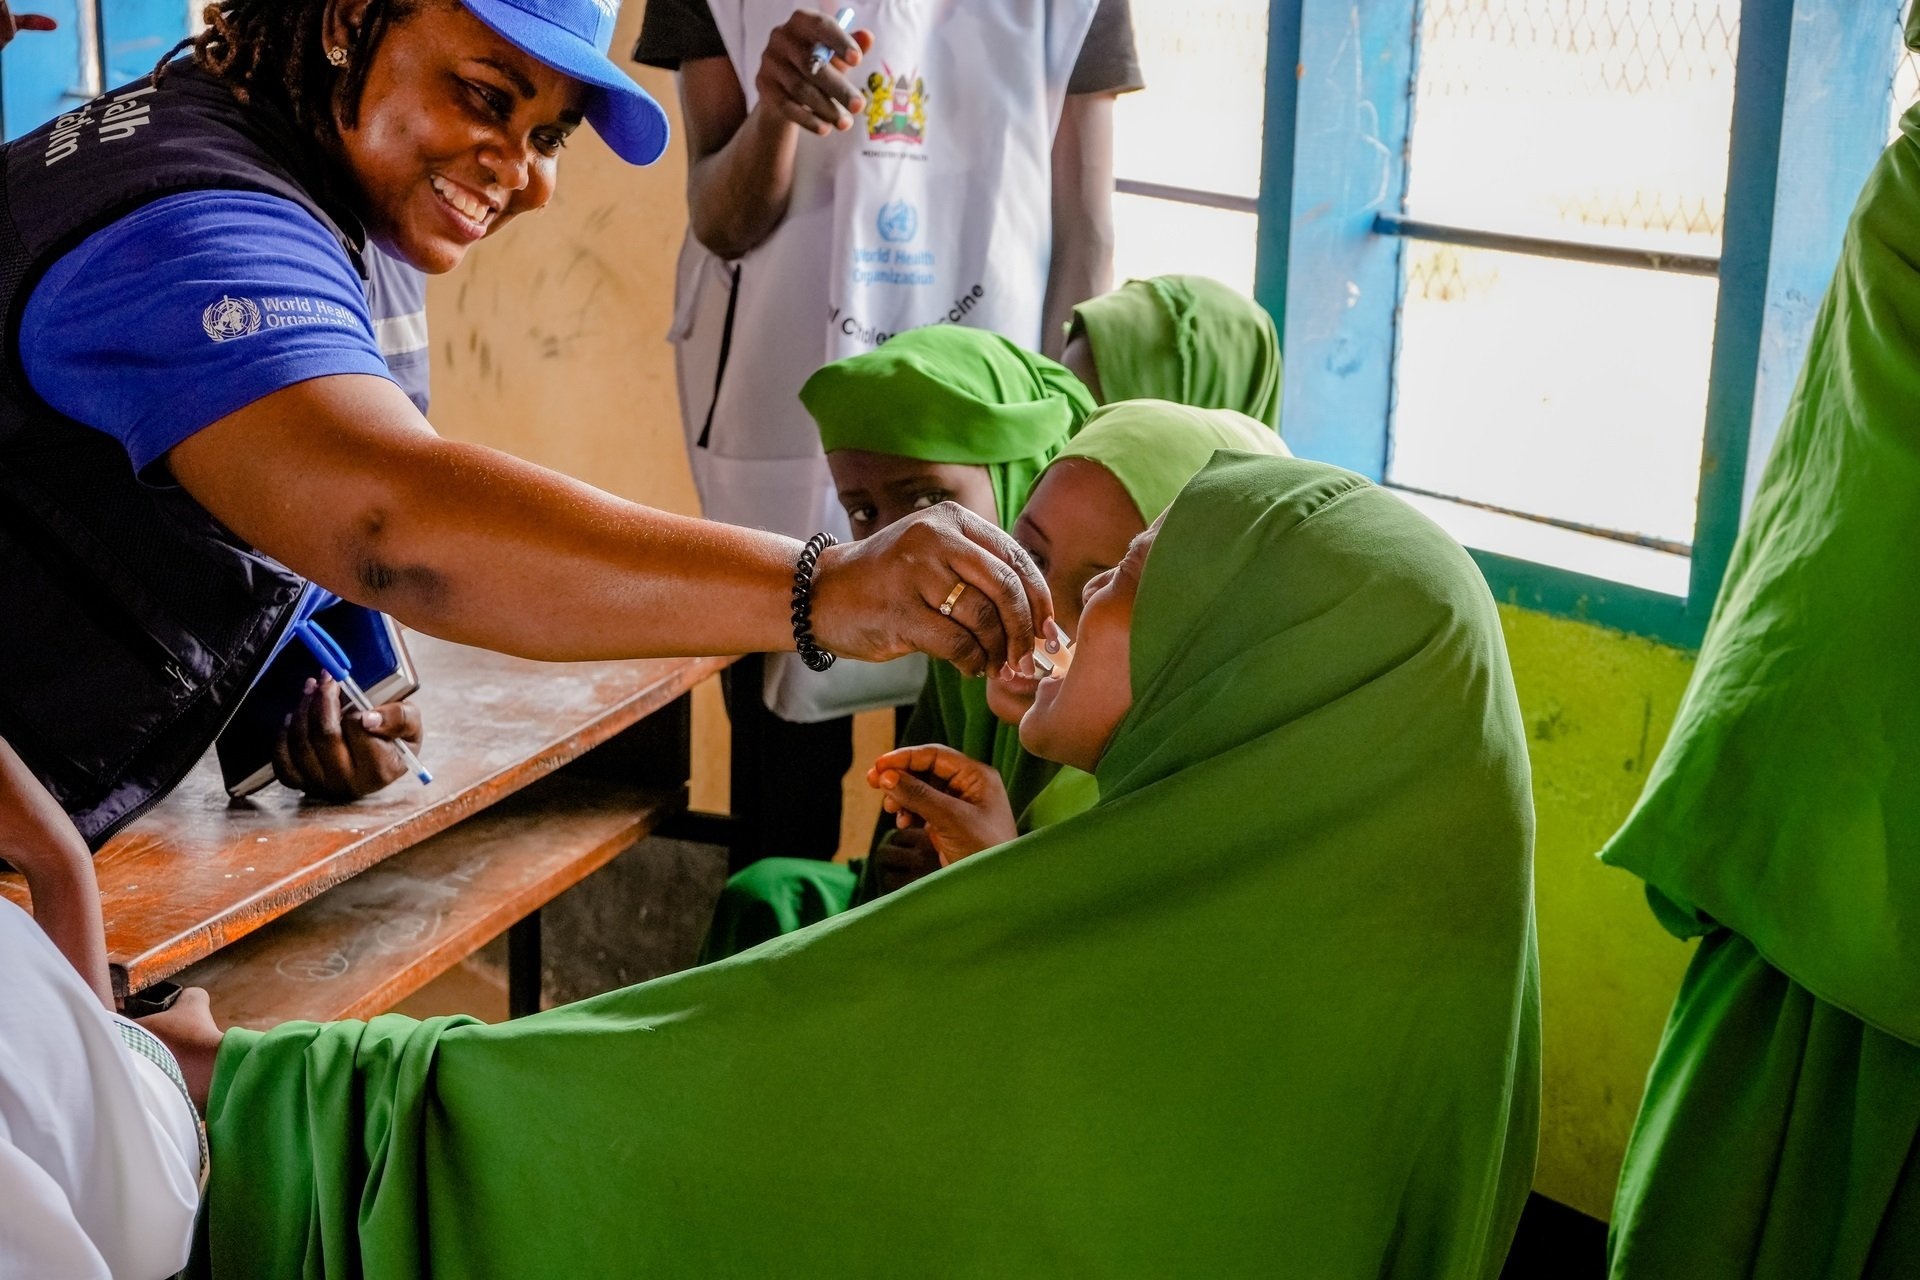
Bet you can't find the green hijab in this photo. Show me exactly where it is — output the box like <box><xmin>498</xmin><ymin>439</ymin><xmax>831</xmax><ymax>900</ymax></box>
<box><xmin>194</xmin><ymin>454</ymin><xmax>1538</xmax><ymax>1278</ymax></box>
<box><xmin>1052</xmin><ymin>398</ymin><xmax>1290</xmax><ymax>524</ymax></box>
<box><xmin>1599</xmin><ymin>95</ymin><xmax>1920</xmax><ymax>1048</ymax></box>
<box><xmin>904</xmin><ymin>401</ymin><xmax>1289</xmax><ymax>825</ymax></box>
<box><xmin>1070</xmin><ymin>275</ymin><xmax>1283</xmax><ymax>426</ymax></box>
<box><xmin>800</xmin><ymin>324</ymin><xmax>1094</xmax><ymax>530</ymax></box>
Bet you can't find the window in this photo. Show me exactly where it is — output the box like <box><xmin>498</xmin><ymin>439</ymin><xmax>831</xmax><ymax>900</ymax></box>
<box><xmin>1109</xmin><ymin>1</ymin><xmax>1270</xmax><ymax>295</ymax></box>
<box><xmin>1895</xmin><ymin>13</ymin><xmax>1920</xmax><ymax>141</ymax></box>
<box><xmin>1262</xmin><ymin>0</ymin><xmax>1908</xmax><ymax>645</ymax></box>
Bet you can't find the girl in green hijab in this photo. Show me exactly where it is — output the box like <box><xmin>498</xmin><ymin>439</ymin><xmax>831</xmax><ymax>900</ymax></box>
<box><xmin>1060</xmin><ymin>275</ymin><xmax>1283</xmax><ymax>426</ymax></box>
<box><xmin>1600</xmin><ymin>48</ymin><xmax>1920</xmax><ymax>1279</ymax></box>
<box><xmin>872</xmin><ymin>399</ymin><xmax>1289</xmax><ymax>861</ymax></box>
<box><xmin>178</xmin><ymin>452</ymin><xmax>1539</xmax><ymax>1278</ymax></box>
<box><xmin>709</xmin><ymin>397</ymin><xmax>1288</xmax><ymax>948</ymax></box>
<box><xmin>700</xmin><ymin>325</ymin><xmax>1093</xmax><ymax>955</ymax></box>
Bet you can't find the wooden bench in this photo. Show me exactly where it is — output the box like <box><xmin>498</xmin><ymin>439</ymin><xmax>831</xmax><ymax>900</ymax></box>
<box><xmin>0</xmin><ymin>637</ymin><xmax>734</xmax><ymax>1028</ymax></box>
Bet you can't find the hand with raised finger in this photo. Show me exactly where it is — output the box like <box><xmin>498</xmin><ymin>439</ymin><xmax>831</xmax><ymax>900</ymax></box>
<box><xmin>272</xmin><ymin>675</ymin><xmax>425</xmax><ymax>801</ymax></box>
<box><xmin>0</xmin><ymin>3</ymin><xmax>58</xmax><ymax>49</ymax></box>
<box><xmin>869</xmin><ymin>743</ymin><xmax>1019</xmax><ymax>865</ymax></box>
<box><xmin>809</xmin><ymin>501</ymin><xmax>1056</xmax><ymax>678</ymax></box>
<box><xmin>752</xmin><ymin>8</ymin><xmax>874</xmax><ymax>137</ymax></box>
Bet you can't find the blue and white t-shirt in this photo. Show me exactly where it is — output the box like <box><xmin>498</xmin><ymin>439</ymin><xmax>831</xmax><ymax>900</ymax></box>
<box><xmin>366</xmin><ymin>242</ymin><xmax>431</xmax><ymax>412</ymax></box>
<box><xmin>21</xmin><ymin>189</ymin><xmax>426</xmax><ymax>474</ymax></box>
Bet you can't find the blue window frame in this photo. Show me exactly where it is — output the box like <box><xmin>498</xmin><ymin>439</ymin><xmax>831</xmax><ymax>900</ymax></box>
<box><xmin>1256</xmin><ymin>0</ymin><xmax>1904</xmax><ymax>647</ymax></box>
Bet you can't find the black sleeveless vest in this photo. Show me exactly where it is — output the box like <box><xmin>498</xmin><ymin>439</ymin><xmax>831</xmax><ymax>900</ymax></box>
<box><xmin>0</xmin><ymin>65</ymin><xmax>371</xmax><ymax>847</ymax></box>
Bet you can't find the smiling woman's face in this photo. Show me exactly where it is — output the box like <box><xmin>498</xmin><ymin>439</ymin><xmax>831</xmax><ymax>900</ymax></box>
<box><xmin>1018</xmin><ymin>521</ymin><xmax>1158</xmax><ymax>773</ymax></box>
<box><xmin>331</xmin><ymin>0</ymin><xmax>587</xmax><ymax>272</ymax></box>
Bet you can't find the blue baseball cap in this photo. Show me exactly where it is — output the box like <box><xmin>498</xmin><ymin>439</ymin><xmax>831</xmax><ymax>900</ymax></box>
<box><xmin>458</xmin><ymin>0</ymin><xmax>670</xmax><ymax>165</ymax></box>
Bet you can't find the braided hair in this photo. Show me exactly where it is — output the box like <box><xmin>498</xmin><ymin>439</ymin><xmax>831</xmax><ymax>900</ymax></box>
<box><xmin>158</xmin><ymin>0</ymin><xmax>416</xmax><ymax>142</ymax></box>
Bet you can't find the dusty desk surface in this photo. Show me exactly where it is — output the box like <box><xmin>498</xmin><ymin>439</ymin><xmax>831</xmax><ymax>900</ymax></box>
<box><xmin>0</xmin><ymin>637</ymin><xmax>730</xmax><ymax>996</ymax></box>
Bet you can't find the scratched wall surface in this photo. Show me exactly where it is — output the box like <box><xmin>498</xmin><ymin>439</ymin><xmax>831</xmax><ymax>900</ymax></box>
<box><xmin>1498</xmin><ymin>603</ymin><xmax>1699</xmax><ymax>1219</ymax></box>
<box><xmin>424</xmin><ymin>29</ymin><xmax>691</xmax><ymax>514</ymax></box>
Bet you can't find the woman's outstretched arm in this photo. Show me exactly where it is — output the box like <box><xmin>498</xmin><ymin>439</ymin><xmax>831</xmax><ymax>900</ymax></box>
<box><xmin>168</xmin><ymin>373</ymin><xmax>1051</xmax><ymax>676</ymax></box>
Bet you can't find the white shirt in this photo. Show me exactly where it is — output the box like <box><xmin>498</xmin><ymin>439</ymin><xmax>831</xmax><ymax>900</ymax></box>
<box><xmin>0</xmin><ymin>899</ymin><xmax>200</xmax><ymax>1279</ymax></box>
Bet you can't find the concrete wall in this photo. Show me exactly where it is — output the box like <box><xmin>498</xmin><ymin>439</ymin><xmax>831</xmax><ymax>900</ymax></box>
<box><xmin>424</xmin><ymin>2</ymin><xmax>1706</xmax><ymax>1223</ymax></box>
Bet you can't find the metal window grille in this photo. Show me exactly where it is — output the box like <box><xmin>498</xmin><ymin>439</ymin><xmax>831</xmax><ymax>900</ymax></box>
<box><xmin>1382</xmin><ymin>0</ymin><xmax>1745</xmax><ymax>551</ymax></box>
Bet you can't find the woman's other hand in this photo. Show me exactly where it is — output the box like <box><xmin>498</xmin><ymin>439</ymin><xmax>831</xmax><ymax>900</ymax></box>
<box><xmin>136</xmin><ymin>988</ymin><xmax>223</xmax><ymax>1111</ymax></box>
<box><xmin>810</xmin><ymin>502</ymin><xmax>1054</xmax><ymax>678</ymax></box>
<box><xmin>753</xmin><ymin>10</ymin><xmax>873</xmax><ymax>137</ymax></box>
<box><xmin>869</xmin><ymin>744</ymin><xmax>1020</xmax><ymax>865</ymax></box>
<box><xmin>272</xmin><ymin>675</ymin><xmax>425</xmax><ymax>801</ymax></box>
<box><xmin>0</xmin><ymin>3</ymin><xmax>57</xmax><ymax>50</ymax></box>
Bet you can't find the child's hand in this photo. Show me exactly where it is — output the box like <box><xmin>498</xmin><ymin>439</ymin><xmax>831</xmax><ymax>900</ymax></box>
<box><xmin>870</xmin><ymin>826</ymin><xmax>943</xmax><ymax>896</ymax></box>
<box><xmin>273</xmin><ymin>675</ymin><xmax>424</xmax><ymax>801</ymax></box>
<box><xmin>867</xmin><ymin>745</ymin><xmax>1020</xmax><ymax>866</ymax></box>
<box><xmin>136</xmin><ymin>987</ymin><xmax>223</xmax><ymax>1111</ymax></box>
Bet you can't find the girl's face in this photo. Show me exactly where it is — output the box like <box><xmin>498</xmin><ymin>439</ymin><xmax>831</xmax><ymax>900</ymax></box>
<box><xmin>332</xmin><ymin>0</ymin><xmax>587</xmax><ymax>273</ymax></box>
<box><xmin>826</xmin><ymin>449</ymin><xmax>998</xmax><ymax>539</ymax></box>
<box><xmin>1019</xmin><ymin>521</ymin><xmax>1157</xmax><ymax>774</ymax></box>
<box><xmin>986</xmin><ymin>458</ymin><xmax>1143</xmax><ymax>725</ymax></box>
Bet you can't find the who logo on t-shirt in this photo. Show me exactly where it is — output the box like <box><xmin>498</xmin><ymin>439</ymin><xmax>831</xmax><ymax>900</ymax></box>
<box><xmin>201</xmin><ymin>296</ymin><xmax>262</xmax><ymax>343</ymax></box>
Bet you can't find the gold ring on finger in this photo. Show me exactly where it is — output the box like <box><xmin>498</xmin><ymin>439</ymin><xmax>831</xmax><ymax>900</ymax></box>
<box><xmin>938</xmin><ymin>582</ymin><xmax>969</xmax><ymax>617</ymax></box>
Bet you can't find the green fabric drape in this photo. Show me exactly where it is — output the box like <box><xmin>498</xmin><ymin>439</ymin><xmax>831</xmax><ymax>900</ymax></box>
<box><xmin>1597</xmin><ymin>114</ymin><xmax>1920</xmax><ymax>1048</ymax></box>
<box><xmin>697</xmin><ymin>857</ymin><xmax>858</xmax><ymax>966</ymax></box>
<box><xmin>799</xmin><ymin>324</ymin><xmax>1094</xmax><ymax>531</ymax></box>
<box><xmin>1601</xmin><ymin>95</ymin><xmax>1920</xmax><ymax>1280</ymax></box>
<box><xmin>195</xmin><ymin>453</ymin><xmax>1539</xmax><ymax>1278</ymax></box>
<box><xmin>1608</xmin><ymin>932</ymin><xmax>1920</xmax><ymax>1277</ymax></box>
<box><xmin>1053</xmin><ymin>399</ymin><xmax>1289</xmax><ymax>525</ymax></box>
<box><xmin>1069</xmin><ymin>275</ymin><xmax>1282</xmax><ymax>426</ymax></box>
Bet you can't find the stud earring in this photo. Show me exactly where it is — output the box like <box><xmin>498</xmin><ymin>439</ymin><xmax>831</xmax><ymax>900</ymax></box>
<box><xmin>326</xmin><ymin>45</ymin><xmax>348</xmax><ymax>67</ymax></box>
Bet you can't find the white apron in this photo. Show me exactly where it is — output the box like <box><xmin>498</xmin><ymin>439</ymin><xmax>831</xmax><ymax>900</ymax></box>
<box><xmin>670</xmin><ymin>0</ymin><xmax>1097</xmax><ymax>721</ymax></box>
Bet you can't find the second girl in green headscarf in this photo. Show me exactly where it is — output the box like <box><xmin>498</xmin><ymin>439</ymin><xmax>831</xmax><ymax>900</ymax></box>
<box><xmin>1060</xmin><ymin>274</ymin><xmax>1283</xmax><ymax>426</ymax></box>
<box><xmin>700</xmin><ymin>325</ymin><xmax>1092</xmax><ymax>954</ymax></box>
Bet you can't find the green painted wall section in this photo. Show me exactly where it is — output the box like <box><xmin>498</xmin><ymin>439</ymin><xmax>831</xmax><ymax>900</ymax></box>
<box><xmin>1495</xmin><ymin>604</ymin><xmax>1699</xmax><ymax>1220</ymax></box>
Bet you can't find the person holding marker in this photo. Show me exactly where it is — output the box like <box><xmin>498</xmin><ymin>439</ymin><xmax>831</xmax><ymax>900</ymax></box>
<box><xmin>0</xmin><ymin>0</ymin><xmax>1055</xmax><ymax>851</ymax></box>
<box><xmin>636</xmin><ymin>0</ymin><xmax>1143</xmax><ymax>862</ymax></box>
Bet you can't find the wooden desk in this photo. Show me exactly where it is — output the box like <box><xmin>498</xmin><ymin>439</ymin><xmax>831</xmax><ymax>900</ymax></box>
<box><xmin>0</xmin><ymin>637</ymin><xmax>732</xmax><ymax>1027</ymax></box>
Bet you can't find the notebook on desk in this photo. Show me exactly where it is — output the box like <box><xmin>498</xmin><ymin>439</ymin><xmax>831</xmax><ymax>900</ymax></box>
<box><xmin>216</xmin><ymin>601</ymin><xmax>419</xmax><ymax>798</ymax></box>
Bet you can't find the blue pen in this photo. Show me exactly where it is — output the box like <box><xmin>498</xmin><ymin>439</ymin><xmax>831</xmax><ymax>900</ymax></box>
<box><xmin>294</xmin><ymin>618</ymin><xmax>433</xmax><ymax>785</ymax></box>
<box><xmin>807</xmin><ymin>6</ymin><xmax>856</xmax><ymax>76</ymax></box>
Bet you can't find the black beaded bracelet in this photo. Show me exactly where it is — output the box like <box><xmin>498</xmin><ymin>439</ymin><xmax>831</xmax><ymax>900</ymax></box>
<box><xmin>791</xmin><ymin>531</ymin><xmax>838</xmax><ymax>672</ymax></box>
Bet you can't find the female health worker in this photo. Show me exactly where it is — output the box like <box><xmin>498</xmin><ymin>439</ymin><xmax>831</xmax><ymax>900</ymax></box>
<box><xmin>0</xmin><ymin>0</ymin><xmax>1053</xmax><ymax>847</ymax></box>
